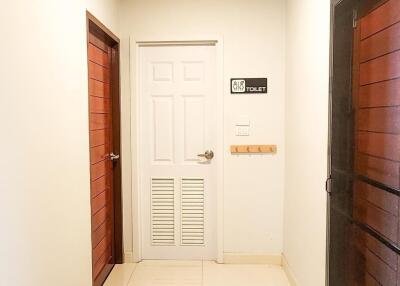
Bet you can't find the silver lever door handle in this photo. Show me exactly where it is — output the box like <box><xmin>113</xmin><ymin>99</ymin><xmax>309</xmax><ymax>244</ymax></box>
<box><xmin>197</xmin><ymin>150</ymin><xmax>214</xmax><ymax>160</ymax></box>
<box><xmin>110</xmin><ymin>152</ymin><xmax>120</xmax><ymax>162</ymax></box>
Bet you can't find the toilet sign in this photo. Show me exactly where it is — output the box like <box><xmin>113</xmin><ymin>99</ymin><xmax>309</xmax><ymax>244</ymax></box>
<box><xmin>231</xmin><ymin>78</ymin><xmax>268</xmax><ymax>94</ymax></box>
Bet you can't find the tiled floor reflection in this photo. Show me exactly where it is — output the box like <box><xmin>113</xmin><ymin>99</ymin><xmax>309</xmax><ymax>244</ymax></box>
<box><xmin>128</xmin><ymin>261</ymin><xmax>202</xmax><ymax>286</ymax></box>
<box><xmin>105</xmin><ymin>260</ymin><xmax>290</xmax><ymax>286</ymax></box>
<box><xmin>203</xmin><ymin>261</ymin><xmax>290</xmax><ymax>286</ymax></box>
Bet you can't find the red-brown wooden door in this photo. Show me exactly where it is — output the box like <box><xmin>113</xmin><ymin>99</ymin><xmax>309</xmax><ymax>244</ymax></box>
<box><xmin>352</xmin><ymin>1</ymin><xmax>400</xmax><ymax>285</ymax></box>
<box><xmin>329</xmin><ymin>0</ymin><xmax>400</xmax><ymax>285</ymax></box>
<box><xmin>87</xmin><ymin>13</ymin><xmax>122</xmax><ymax>286</ymax></box>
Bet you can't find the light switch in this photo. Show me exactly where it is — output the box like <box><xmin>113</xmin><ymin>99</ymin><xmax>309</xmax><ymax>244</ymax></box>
<box><xmin>236</xmin><ymin>116</ymin><xmax>250</xmax><ymax>126</ymax></box>
<box><xmin>236</xmin><ymin>126</ymin><xmax>250</xmax><ymax>136</ymax></box>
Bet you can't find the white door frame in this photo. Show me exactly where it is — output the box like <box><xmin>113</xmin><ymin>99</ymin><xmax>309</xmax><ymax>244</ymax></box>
<box><xmin>130</xmin><ymin>35</ymin><xmax>224</xmax><ymax>263</ymax></box>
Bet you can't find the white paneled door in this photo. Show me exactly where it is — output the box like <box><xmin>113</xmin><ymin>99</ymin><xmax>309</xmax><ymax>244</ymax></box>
<box><xmin>140</xmin><ymin>44</ymin><xmax>218</xmax><ymax>260</ymax></box>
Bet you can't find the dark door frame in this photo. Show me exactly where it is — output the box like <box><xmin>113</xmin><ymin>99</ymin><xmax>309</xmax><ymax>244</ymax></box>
<box><xmin>86</xmin><ymin>11</ymin><xmax>123</xmax><ymax>285</ymax></box>
<box><xmin>327</xmin><ymin>1</ymin><xmax>391</xmax><ymax>285</ymax></box>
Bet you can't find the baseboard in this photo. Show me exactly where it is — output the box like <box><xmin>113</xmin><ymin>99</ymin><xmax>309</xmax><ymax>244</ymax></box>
<box><xmin>282</xmin><ymin>254</ymin><xmax>298</xmax><ymax>286</ymax></box>
<box><xmin>223</xmin><ymin>253</ymin><xmax>282</xmax><ymax>265</ymax></box>
<box><xmin>126</xmin><ymin>251</ymin><xmax>283</xmax><ymax>266</ymax></box>
<box><xmin>124</xmin><ymin>251</ymin><xmax>134</xmax><ymax>263</ymax></box>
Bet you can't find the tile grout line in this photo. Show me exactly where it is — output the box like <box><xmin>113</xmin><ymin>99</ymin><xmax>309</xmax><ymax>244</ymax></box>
<box><xmin>201</xmin><ymin>260</ymin><xmax>204</xmax><ymax>286</ymax></box>
<box><xmin>126</xmin><ymin>264</ymin><xmax>138</xmax><ymax>286</ymax></box>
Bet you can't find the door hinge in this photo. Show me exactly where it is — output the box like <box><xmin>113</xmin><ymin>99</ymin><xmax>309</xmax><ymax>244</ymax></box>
<box><xmin>353</xmin><ymin>9</ymin><xmax>358</xmax><ymax>28</ymax></box>
<box><xmin>326</xmin><ymin>177</ymin><xmax>333</xmax><ymax>194</ymax></box>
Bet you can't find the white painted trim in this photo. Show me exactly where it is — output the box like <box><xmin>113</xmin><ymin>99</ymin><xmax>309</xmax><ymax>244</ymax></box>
<box><xmin>215</xmin><ymin>37</ymin><xmax>225</xmax><ymax>264</ymax></box>
<box><xmin>223</xmin><ymin>253</ymin><xmax>282</xmax><ymax>265</ymax></box>
<box><xmin>130</xmin><ymin>35</ymin><xmax>225</xmax><ymax>263</ymax></box>
<box><xmin>129</xmin><ymin>35</ymin><xmax>142</xmax><ymax>263</ymax></box>
<box><xmin>134</xmin><ymin>34</ymin><xmax>222</xmax><ymax>44</ymax></box>
<box><xmin>282</xmin><ymin>255</ymin><xmax>299</xmax><ymax>286</ymax></box>
<box><xmin>124</xmin><ymin>251</ymin><xmax>135</xmax><ymax>263</ymax></box>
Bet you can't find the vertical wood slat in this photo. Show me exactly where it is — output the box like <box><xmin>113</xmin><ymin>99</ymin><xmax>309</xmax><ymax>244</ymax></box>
<box><xmin>357</xmin><ymin>107</ymin><xmax>400</xmax><ymax>134</ymax></box>
<box><xmin>90</xmin><ymin>160</ymin><xmax>107</xmax><ymax>181</ymax></box>
<box><xmin>92</xmin><ymin>220</ymin><xmax>111</xmax><ymax>251</ymax></box>
<box><xmin>93</xmin><ymin>248</ymin><xmax>112</xmax><ymax>280</ymax></box>
<box><xmin>93</xmin><ymin>245</ymin><xmax>112</xmax><ymax>279</ymax></box>
<box><xmin>360</xmin><ymin>22</ymin><xmax>400</xmax><ymax>63</ymax></box>
<box><xmin>88</xmin><ymin>43</ymin><xmax>109</xmax><ymax>68</ymax></box>
<box><xmin>355</xmin><ymin>153</ymin><xmax>400</xmax><ymax>189</ymax></box>
<box><xmin>360</xmin><ymin>0</ymin><xmax>400</xmax><ymax>40</ymax></box>
<box><xmin>89</xmin><ymin>79</ymin><xmax>110</xmax><ymax>98</ymax></box>
<box><xmin>353</xmin><ymin>199</ymin><xmax>398</xmax><ymax>243</ymax></box>
<box><xmin>93</xmin><ymin>234</ymin><xmax>112</xmax><ymax>265</ymax></box>
<box><xmin>90</xmin><ymin>96</ymin><xmax>111</xmax><ymax>114</ymax></box>
<box><xmin>358</xmin><ymin>78</ymin><xmax>400</xmax><ymax>108</ymax></box>
<box><xmin>91</xmin><ymin>192</ymin><xmax>108</xmax><ymax>215</ymax></box>
<box><xmin>92</xmin><ymin>207</ymin><xmax>108</xmax><ymax>231</ymax></box>
<box><xmin>90</xmin><ymin>114</ymin><xmax>108</xmax><ymax>131</ymax></box>
<box><xmin>364</xmin><ymin>274</ymin><xmax>381</xmax><ymax>286</ymax></box>
<box><xmin>357</xmin><ymin>131</ymin><xmax>400</xmax><ymax>161</ymax></box>
<box><xmin>90</xmin><ymin>144</ymin><xmax>108</xmax><ymax>165</ymax></box>
<box><xmin>353</xmin><ymin>227</ymin><xmax>399</xmax><ymax>286</ymax></box>
<box><xmin>89</xmin><ymin>62</ymin><xmax>110</xmax><ymax>83</ymax></box>
<box><xmin>354</xmin><ymin>180</ymin><xmax>399</xmax><ymax>216</ymax></box>
<box><xmin>91</xmin><ymin>176</ymin><xmax>109</xmax><ymax>198</ymax></box>
<box><xmin>90</xmin><ymin>129</ymin><xmax>109</xmax><ymax>148</ymax></box>
<box><xmin>364</xmin><ymin>248</ymin><xmax>398</xmax><ymax>285</ymax></box>
<box><xmin>89</xmin><ymin>33</ymin><xmax>109</xmax><ymax>52</ymax></box>
<box><xmin>354</xmin><ymin>226</ymin><xmax>399</xmax><ymax>270</ymax></box>
<box><xmin>359</xmin><ymin>50</ymin><xmax>400</xmax><ymax>85</ymax></box>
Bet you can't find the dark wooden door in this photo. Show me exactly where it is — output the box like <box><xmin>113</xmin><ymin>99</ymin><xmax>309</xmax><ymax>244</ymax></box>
<box><xmin>329</xmin><ymin>0</ymin><xmax>400</xmax><ymax>285</ymax></box>
<box><xmin>87</xmin><ymin>13</ymin><xmax>122</xmax><ymax>286</ymax></box>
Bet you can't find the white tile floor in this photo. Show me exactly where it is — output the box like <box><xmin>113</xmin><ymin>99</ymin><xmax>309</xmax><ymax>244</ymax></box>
<box><xmin>104</xmin><ymin>260</ymin><xmax>291</xmax><ymax>286</ymax></box>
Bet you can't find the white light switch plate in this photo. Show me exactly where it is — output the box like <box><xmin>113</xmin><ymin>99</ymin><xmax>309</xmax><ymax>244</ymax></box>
<box><xmin>236</xmin><ymin>126</ymin><xmax>250</xmax><ymax>136</ymax></box>
<box><xmin>236</xmin><ymin>116</ymin><xmax>250</xmax><ymax>126</ymax></box>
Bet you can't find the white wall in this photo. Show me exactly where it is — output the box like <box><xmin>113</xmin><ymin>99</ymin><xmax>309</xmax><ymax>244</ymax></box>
<box><xmin>0</xmin><ymin>1</ymin><xmax>119</xmax><ymax>285</ymax></box>
<box><xmin>284</xmin><ymin>0</ymin><xmax>330</xmax><ymax>285</ymax></box>
<box><xmin>119</xmin><ymin>0</ymin><xmax>286</xmax><ymax>258</ymax></box>
<box><xmin>0</xmin><ymin>0</ymin><xmax>331</xmax><ymax>282</ymax></box>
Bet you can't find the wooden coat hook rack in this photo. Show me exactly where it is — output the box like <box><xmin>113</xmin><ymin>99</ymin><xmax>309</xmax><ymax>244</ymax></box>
<box><xmin>230</xmin><ymin>145</ymin><xmax>277</xmax><ymax>154</ymax></box>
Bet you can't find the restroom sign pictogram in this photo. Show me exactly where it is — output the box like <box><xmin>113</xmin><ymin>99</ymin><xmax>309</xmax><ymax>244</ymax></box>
<box><xmin>231</xmin><ymin>78</ymin><xmax>268</xmax><ymax>94</ymax></box>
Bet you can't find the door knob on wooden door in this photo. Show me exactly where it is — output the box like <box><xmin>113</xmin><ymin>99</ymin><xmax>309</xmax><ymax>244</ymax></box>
<box><xmin>110</xmin><ymin>152</ymin><xmax>120</xmax><ymax>162</ymax></box>
<box><xmin>197</xmin><ymin>150</ymin><xmax>214</xmax><ymax>160</ymax></box>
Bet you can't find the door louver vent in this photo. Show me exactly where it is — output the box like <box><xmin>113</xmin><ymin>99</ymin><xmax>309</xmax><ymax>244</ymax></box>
<box><xmin>181</xmin><ymin>178</ymin><xmax>205</xmax><ymax>245</ymax></box>
<box><xmin>151</xmin><ymin>178</ymin><xmax>175</xmax><ymax>245</ymax></box>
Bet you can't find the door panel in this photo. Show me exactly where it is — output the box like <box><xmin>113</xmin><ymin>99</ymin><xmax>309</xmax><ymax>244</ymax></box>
<box><xmin>140</xmin><ymin>45</ymin><xmax>218</xmax><ymax>260</ymax></box>
<box><xmin>329</xmin><ymin>0</ymin><xmax>400</xmax><ymax>285</ymax></box>
<box><xmin>359</xmin><ymin>22</ymin><xmax>400</xmax><ymax>62</ymax></box>
<box><xmin>357</xmin><ymin>107</ymin><xmax>400</xmax><ymax>133</ymax></box>
<box><xmin>87</xmin><ymin>19</ymin><xmax>122</xmax><ymax>285</ymax></box>
<box><xmin>358</xmin><ymin>79</ymin><xmax>400</xmax><ymax>107</ymax></box>
<box><xmin>357</xmin><ymin>131</ymin><xmax>400</xmax><ymax>160</ymax></box>
<box><xmin>359</xmin><ymin>0</ymin><xmax>400</xmax><ymax>40</ymax></box>
<box><xmin>359</xmin><ymin>51</ymin><xmax>400</xmax><ymax>85</ymax></box>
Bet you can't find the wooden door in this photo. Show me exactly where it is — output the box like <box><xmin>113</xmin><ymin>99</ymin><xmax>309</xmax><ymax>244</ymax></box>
<box><xmin>329</xmin><ymin>0</ymin><xmax>400</xmax><ymax>285</ymax></box>
<box><xmin>87</xmin><ymin>13</ymin><xmax>122</xmax><ymax>286</ymax></box>
<box><xmin>352</xmin><ymin>1</ymin><xmax>400</xmax><ymax>285</ymax></box>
